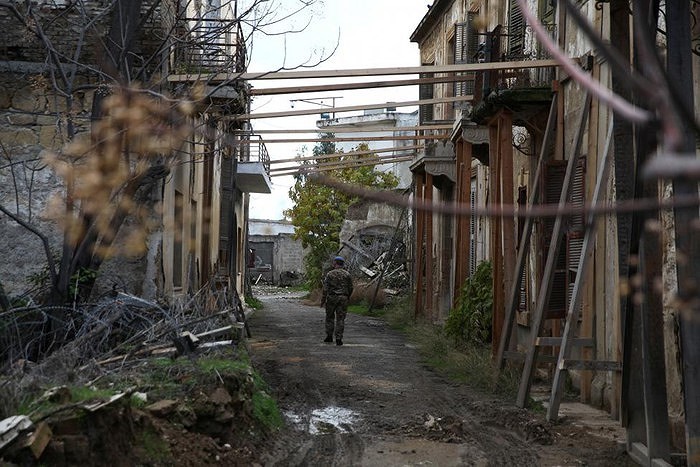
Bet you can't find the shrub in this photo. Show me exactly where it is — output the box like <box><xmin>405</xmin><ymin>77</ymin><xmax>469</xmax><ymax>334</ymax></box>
<box><xmin>445</xmin><ymin>261</ymin><xmax>493</xmax><ymax>348</ymax></box>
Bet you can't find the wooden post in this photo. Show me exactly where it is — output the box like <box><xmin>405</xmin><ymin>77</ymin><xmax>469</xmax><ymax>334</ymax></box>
<box><xmin>414</xmin><ymin>173</ymin><xmax>425</xmax><ymax>320</ymax></box>
<box><xmin>454</xmin><ymin>139</ymin><xmax>473</xmax><ymax>303</ymax></box>
<box><xmin>500</xmin><ymin>112</ymin><xmax>516</xmax><ymax>358</ymax></box>
<box><xmin>666</xmin><ymin>0</ymin><xmax>700</xmax><ymax>462</ymax></box>
<box><xmin>425</xmin><ymin>173</ymin><xmax>434</xmax><ymax>321</ymax></box>
<box><xmin>489</xmin><ymin>121</ymin><xmax>504</xmax><ymax>355</ymax></box>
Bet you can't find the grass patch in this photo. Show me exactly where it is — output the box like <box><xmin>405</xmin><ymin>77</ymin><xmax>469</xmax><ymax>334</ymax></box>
<box><xmin>252</xmin><ymin>390</ymin><xmax>283</xmax><ymax>430</ymax></box>
<box><xmin>197</xmin><ymin>357</ymin><xmax>250</xmax><ymax>374</ymax></box>
<box><xmin>380</xmin><ymin>297</ymin><xmax>520</xmax><ymax>399</ymax></box>
<box><xmin>70</xmin><ymin>386</ymin><xmax>117</xmax><ymax>403</ymax></box>
<box><xmin>245</xmin><ymin>296</ymin><xmax>264</xmax><ymax>310</ymax></box>
<box><xmin>138</xmin><ymin>428</ymin><xmax>171</xmax><ymax>462</ymax></box>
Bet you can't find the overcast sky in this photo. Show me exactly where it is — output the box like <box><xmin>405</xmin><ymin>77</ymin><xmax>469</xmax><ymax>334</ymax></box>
<box><xmin>245</xmin><ymin>1</ymin><xmax>430</xmax><ymax>220</ymax></box>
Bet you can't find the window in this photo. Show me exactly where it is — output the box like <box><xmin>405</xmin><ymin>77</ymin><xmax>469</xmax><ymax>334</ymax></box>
<box><xmin>419</xmin><ymin>63</ymin><xmax>435</xmax><ymax>124</ymax></box>
<box><xmin>454</xmin><ymin>13</ymin><xmax>479</xmax><ymax>97</ymax></box>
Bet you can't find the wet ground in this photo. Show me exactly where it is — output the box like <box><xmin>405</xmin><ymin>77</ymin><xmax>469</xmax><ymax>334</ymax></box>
<box><xmin>248</xmin><ymin>289</ymin><xmax>632</xmax><ymax>466</ymax></box>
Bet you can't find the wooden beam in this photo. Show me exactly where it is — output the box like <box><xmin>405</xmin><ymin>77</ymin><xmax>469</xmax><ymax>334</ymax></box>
<box><xmin>250</xmin><ymin>134</ymin><xmax>445</xmax><ymax>144</ymax></box>
<box><xmin>269</xmin><ymin>155</ymin><xmax>414</xmax><ymax>177</ymax></box>
<box><xmin>246</xmin><ymin>124</ymin><xmax>454</xmax><ymax>134</ymax></box>
<box><xmin>500</xmin><ymin>111</ymin><xmax>516</xmax><ymax>361</ymax></box>
<box><xmin>250</xmin><ymin>75</ymin><xmax>474</xmax><ymax>96</ymax></box>
<box><xmin>168</xmin><ymin>59</ymin><xmax>560</xmax><ymax>82</ymax></box>
<box><xmin>415</xmin><ymin>173</ymin><xmax>426</xmax><ymax>319</ymax></box>
<box><xmin>270</xmin><ymin>152</ymin><xmax>415</xmax><ymax>173</ymax></box>
<box><xmin>425</xmin><ymin>173</ymin><xmax>434</xmax><ymax>320</ymax></box>
<box><xmin>268</xmin><ymin>144</ymin><xmax>424</xmax><ymax>164</ymax></box>
<box><xmin>230</xmin><ymin>95</ymin><xmax>473</xmax><ymax>121</ymax></box>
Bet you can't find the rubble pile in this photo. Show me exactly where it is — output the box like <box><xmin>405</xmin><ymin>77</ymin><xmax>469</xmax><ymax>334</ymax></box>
<box><xmin>0</xmin><ymin>287</ymin><xmax>268</xmax><ymax>466</ymax></box>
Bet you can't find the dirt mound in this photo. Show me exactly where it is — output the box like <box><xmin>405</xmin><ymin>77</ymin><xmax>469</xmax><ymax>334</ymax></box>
<box><xmin>1</xmin><ymin>348</ymin><xmax>274</xmax><ymax>466</ymax></box>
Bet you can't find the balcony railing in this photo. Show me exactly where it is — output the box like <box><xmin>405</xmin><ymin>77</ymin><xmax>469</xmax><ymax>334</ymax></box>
<box><xmin>172</xmin><ymin>17</ymin><xmax>246</xmax><ymax>74</ymax></box>
<box><xmin>233</xmin><ymin>133</ymin><xmax>271</xmax><ymax>193</ymax></box>
<box><xmin>473</xmin><ymin>23</ymin><xmax>557</xmax><ymax>102</ymax></box>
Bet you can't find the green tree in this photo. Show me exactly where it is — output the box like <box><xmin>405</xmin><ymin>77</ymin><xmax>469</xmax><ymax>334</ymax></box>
<box><xmin>285</xmin><ymin>134</ymin><xmax>399</xmax><ymax>289</ymax></box>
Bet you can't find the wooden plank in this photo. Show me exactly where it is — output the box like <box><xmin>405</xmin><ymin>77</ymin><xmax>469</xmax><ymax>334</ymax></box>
<box><xmin>667</xmin><ymin>2</ymin><xmax>700</xmax><ymax>463</ymax></box>
<box><xmin>516</xmin><ymin>93</ymin><xmax>591</xmax><ymax>409</ymax></box>
<box><xmin>230</xmin><ymin>95</ymin><xmax>474</xmax><ymax>121</ymax></box>
<box><xmin>270</xmin><ymin>153</ymin><xmax>415</xmax><ymax>172</ymax></box>
<box><xmin>250</xmin><ymin>134</ymin><xmax>447</xmax><ymax>144</ymax></box>
<box><xmin>168</xmin><ymin>59</ymin><xmax>561</xmax><ymax>82</ymax></box>
<box><xmin>496</xmin><ymin>95</ymin><xmax>558</xmax><ymax>369</ymax></box>
<box><xmin>535</xmin><ymin>337</ymin><xmax>594</xmax><ymax>347</ymax></box>
<box><xmin>561</xmin><ymin>360</ymin><xmax>621</xmax><ymax>371</ymax></box>
<box><xmin>270</xmin><ymin>156</ymin><xmax>414</xmax><ymax>177</ymax></box>
<box><xmin>547</xmin><ymin>121</ymin><xmax>613</xmax><ymax>421</ymax></box>
<box><xmin>268</xmin><ymin>144</ymin><xmax>423</xmax><ymax>165</ymax></box>
<box><xmin>250</xmin><ymin>75</ymin><xmax>475</xmax><ymax>96</ymax></box>
<box><xmin>639</xmin><ymin>225</ymin><xmax>671</xmax><ymax>462</ymax></box>
<box><xmin>503</xmin><ymin>351</ymin><xmax>557</xmax><ymax>364</ymax></box>
<box><xmin>251</xmin><ymin>125</ymin><xmax>454</xmax><ymax>134</ymax></box>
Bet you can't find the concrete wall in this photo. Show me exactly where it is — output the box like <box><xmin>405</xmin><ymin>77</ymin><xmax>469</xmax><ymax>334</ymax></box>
<box><xmin>248</xmin><ymin>219</ymin><xmax>306</xmax><ymax>285</ymax></box>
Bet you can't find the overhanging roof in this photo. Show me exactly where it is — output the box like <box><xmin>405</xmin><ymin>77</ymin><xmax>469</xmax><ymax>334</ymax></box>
<box><xmin>410</xmin><ymin>0</ymin><xmax>452</xmax><ymax>43</ymax></box>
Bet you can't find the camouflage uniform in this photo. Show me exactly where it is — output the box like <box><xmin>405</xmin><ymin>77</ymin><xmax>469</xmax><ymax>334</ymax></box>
<box><xmin>322</xmin><ymin>267</ymin><xmax>353</xmax><ymax>341</ymax></box>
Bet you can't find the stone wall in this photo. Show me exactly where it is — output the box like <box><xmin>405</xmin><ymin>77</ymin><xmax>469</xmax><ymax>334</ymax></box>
<box><xmin>0</xmin><ymin>0</ymin><xmax>167</xmax><ymax>76</ymax></box>
<box><xmin>0</xmin><ymin>71</ymin><xmax>94</xmax><ymax>296</ymax></box>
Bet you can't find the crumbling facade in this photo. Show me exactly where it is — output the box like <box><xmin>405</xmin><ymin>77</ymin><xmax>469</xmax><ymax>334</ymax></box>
<box><xmin>411</xmin><ymin>0</ymin><xmax>700</xmax><ymax>463</ymax></box>
<box><xmin>0</xmin><ymin>0</ymin><xmax>271</xmax><ymax>302</ymax></box>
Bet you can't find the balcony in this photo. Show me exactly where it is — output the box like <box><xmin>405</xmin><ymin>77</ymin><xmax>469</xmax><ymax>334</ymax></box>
<box><xmin>470</xmin><ymin>24</ymin><xmax>556</xmax><ymax>125</ymax></box>
<box><xmin>170</xmin><ymin>15</ymin><xmax>246</xmax><ymax>75</ymax></box>
<box><xmin>410</xmin><ymin>124</ymin><xmax>457</xmax><ymax>185</ymax></box>
<box><xmin>236</xmin><ymin>134</ymin><xmax>272</xmax><ymax>194</ymax></box>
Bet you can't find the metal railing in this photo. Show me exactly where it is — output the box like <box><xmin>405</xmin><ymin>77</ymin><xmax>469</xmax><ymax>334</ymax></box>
<box><xmin>172</xmin><ymin>17</ymin><xmax>246</xmax><ymax>74</ymax></box>
<box><xmin>474</xmin><ymin>23</ymin><xmax>557</xmax><ymax>101</ymax></box>
<box><xmin>237</xmin><ymin>134</ymin><xmax>270</xmax><ymax>174</ymax></box>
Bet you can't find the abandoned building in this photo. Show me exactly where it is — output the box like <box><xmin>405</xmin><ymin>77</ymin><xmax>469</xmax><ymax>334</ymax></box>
<box><xmin>247</xmin><ymin>218</ymin><xmax>306</xmax><ymax>286</ymax></box>
<box><xmin>409</xmin><ymin>0</ymin><xmax>700</xmax><ymax>463</ymax></box>
<box><xmin>315</xmin><ymin>109</ymin><xmax>413</xmax><ymax>284</ymax></box>
<box><xmin>0</xmin><ymin>0</ymin><xmax>271</xmax><ymax>302</ymax></box>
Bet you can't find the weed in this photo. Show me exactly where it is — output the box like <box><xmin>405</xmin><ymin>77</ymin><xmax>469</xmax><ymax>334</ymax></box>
<box><xmin>252</xmin><ymin>390</ymin><xmax>283</xmax><ymax>430</ymax></box>
<box><xmin>377</xmin><ymin>294</ymin><xmax>518</xmax><ymax>399</ymax></box>
<box><xmin>445</xmin><ymin>261</ymin><xmax>493</xmax><ymax>348</ymax></box>
<box><xmin>197</xmin><ymin>357</ymin><xmax>249</xmax><ymax>374</ymax></box>
<box><xmin>245</xmin><ymin>296</ymin><xmax>264</xmax><ymax>310</ymax></box>
<box><xmin>138</xmin><ymin>428</ymin><xmax>171</xmax><ymax>462</ymax></box>
<box><xmin>70</xmin><ymin>386</ymin><xmax>116</xmax><ymax>403</ymax></box>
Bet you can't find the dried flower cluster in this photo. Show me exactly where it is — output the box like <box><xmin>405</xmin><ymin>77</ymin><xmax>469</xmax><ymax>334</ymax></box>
<box><xmin>42</xmin><ymin>87</ymin><xmax>194</xmax><ymax>258</ymax></box>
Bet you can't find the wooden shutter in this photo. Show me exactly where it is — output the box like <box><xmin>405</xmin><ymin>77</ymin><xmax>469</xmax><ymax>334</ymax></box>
<box><xmin>517</xmin><ymin>186</ymin><xmax>528</xmax><ymax>311</ymax></box>
<box><xmin>454</xmin><ymin>14</ymin><xmax>479</xmax><ymax>97</ymax></box>
<box><xmin>508</xmin><ymin>0</ymin><xmax>525</xmax><ymax>58</ymax></box>
<box><xmin>542</xmin><ymin>161</ymin><xmax>567</xmax><ymax>319</ymax></box>
<box><xmin>566</xmin><ymin>157</ymin><xmax>586</xmax><ymax>311</ymax></box>
<box><xmin>219</xmin><ymin>147</ymin><xmax>234</xmax><ymax>272</ymax></box>
<box><xmin>419</xmin><ymin>67</ymin><xmax>434</xmax><ymax>124</ymax></box>
<box><xmin>469</xmin><ymin>182</ymin><xmax>477</xmax><ymax>275</ymax></box>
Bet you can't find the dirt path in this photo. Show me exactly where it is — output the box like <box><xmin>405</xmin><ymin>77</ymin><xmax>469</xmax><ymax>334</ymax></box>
<box><xmin>248</xmin><ymin>292</ymin><xmax>631</xmax><ymax>466</ymax></box>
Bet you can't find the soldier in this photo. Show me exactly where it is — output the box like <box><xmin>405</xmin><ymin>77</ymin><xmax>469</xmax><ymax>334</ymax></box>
<box><xmin>321</xmin><ymin>256</ymin><xmax>354</xmax><ymax>346</ymax></box>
